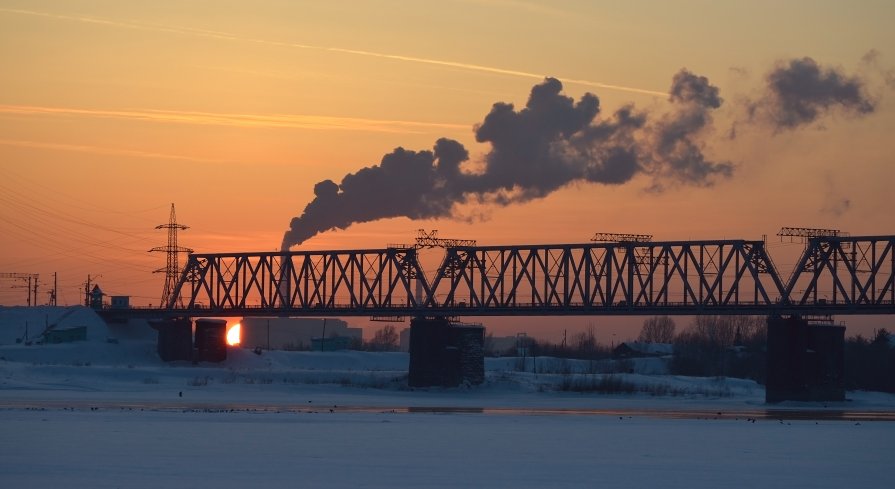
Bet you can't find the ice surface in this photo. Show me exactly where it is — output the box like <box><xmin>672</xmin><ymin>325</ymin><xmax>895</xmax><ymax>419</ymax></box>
<box><xmin>1</xmin><ymin>306</ymin><xmax>893</xmax><ymax>488</ymax></box>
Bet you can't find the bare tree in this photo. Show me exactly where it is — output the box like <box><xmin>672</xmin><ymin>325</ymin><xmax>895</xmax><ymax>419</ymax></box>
<box><xmin>638</xmin><ymin>316</ymin><xmax>676</xmax><ymax>343</ymax></box>
<box><xmin>572</xmin><ymin>323</ymin><xmax>598</xmax><ymax>357</ymax></box>
<box><xmin>672</xmin><ymin>315</ymin><xmax>768</xmax><ymax>378</ymax></box>
<box><xmin>483</xmin><ymin>332</ymin><xmax>496</xmax><ymax>356</ymax></box>
<box><xmin>368</xmin><ymin>324</ymin><xmax>399</xmax><ymax>351</ymax></box>
<box><xmin>692</xmin><ymin>315</ymin><xmax>737</xmax><ymax>349</ymax></box>
<box><xmin>728</xmin><ymin>316</ymin><xmax>766</xmax><ymax>345</ymax></box>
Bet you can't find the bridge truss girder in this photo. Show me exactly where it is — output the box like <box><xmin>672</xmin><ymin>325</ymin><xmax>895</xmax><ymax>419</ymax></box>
<box><xmin>425</xmin><ymin>240</ymin><xmax>785</xmax><ymax>312</ymax></box>
<box><xmin>785</xmin><ymin>236</ymin><xmax>894</xmax><ymax>308</ymax></box>
<box><xmin>170</xmin><ymin>247</ymin><xmax>426</xmax><ymax>312</ymax></box>
<box><xmin>160</xmin><ymin>236</ymin><xmax>893</xmax><ymax>318</ymax></box>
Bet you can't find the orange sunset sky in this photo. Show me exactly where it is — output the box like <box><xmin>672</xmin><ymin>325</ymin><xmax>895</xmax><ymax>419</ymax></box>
<box><xmin>1</xmin><ymin>1</ymin><xmax>893</xmax><ymax>338</ymax></box>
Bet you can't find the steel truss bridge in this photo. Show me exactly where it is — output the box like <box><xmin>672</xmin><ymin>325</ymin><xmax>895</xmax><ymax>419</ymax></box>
<box><xmin>110</xmin><ymin>234</ymin><xmax>894</xmax><ymax>320</ymax></box>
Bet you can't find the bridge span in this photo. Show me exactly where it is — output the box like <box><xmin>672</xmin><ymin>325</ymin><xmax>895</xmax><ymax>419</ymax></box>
<box><xmin>98</xmin><ymin>234</ymin><xmax>894</xmax><ymax>320</ymax></box>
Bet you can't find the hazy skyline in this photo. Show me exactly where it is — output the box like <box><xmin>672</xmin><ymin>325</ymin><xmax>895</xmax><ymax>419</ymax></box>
<box><xmin>2</xmin><ymin>1</ymin><xmax>893</xmax><ymax>337</ymax></box>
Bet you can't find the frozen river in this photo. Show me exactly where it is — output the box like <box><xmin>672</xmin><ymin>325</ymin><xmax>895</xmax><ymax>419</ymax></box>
<box><xmin>3</xmin><ymin>404</ymin><xmax>893</xmax><ymax>489</ymax></box>
<box><xmin>1</xmin><ymin>309</ymin><xmax>892</xmax><ymax>488</ymax></box>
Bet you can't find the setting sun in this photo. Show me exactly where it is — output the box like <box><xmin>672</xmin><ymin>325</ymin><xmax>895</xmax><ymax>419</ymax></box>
<box><xmin>226</xmin><ymin>323</ymin><xmax>241</xmax><ymax>346</ymax></box>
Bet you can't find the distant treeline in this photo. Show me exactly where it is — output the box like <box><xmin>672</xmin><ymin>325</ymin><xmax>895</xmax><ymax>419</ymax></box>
<box><xmin>484</xmin><ymin>317</ymin><xmax>895</xmax><ymax>393</ymax></box>
<box><xmin>844</xmin><ymin>329</ymin><xmax>895</xmax><ymax>393</ymax></box>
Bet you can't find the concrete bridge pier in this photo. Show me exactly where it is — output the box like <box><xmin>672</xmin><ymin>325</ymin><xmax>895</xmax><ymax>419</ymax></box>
<box><xmin>408</xmin><ymin>317</ymin><xmax>485</xmax><ymax>387</ymax></box>
<box><xmin>152</xmin><ymin>317</ymin><xmax>192</xmax><ymax>362</ymax></box>
<box><xmin>151</xmin><ymin>317</ymin><xmax>228</xmax><ymax>363</ymax></box>
<box><xmin>766</xmin><ymin>316</ymin><xmax>845</xmax><ymax>403</ymax></box>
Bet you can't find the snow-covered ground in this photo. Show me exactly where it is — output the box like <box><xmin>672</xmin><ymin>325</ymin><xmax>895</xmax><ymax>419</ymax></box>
<box><xmin>1</xmin><ymin>306</ymin><xmax>893</xmax><ymax>488</ymax></box>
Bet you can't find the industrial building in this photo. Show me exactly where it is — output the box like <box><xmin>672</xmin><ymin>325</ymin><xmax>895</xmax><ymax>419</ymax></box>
<box><xmin>239</xmin><ymin>317</ymin><xmax>362</xmax><ymax>351</ymax></box>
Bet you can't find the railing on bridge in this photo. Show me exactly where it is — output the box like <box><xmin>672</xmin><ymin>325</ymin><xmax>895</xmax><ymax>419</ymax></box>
<box><xmin>162</xmin><ymin>236</ymin><xmax>894</xmax><ymax>317</ymax></box>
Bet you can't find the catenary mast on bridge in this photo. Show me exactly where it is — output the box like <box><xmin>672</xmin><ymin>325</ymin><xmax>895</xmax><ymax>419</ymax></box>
<box><xmin>591</xmin><ymin>233</ymin><xmax>653</xmax><ymax>243</ymax></box>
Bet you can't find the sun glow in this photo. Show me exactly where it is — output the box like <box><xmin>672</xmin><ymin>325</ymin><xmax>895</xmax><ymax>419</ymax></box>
<box><xmin>226</xmin><ymin>323</ymin><xmax>241</xmax><ymax>346</ymax></box>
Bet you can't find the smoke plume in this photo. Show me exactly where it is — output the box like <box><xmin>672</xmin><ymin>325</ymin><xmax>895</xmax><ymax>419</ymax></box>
<box><xmin>281</xmin><ymin>71</ymin><xmax>735</xmax><ymax>249</ymax></box>
<box><xmin>646</xmin><ymin>70</ymin><xmax>733</xmax><ymax>190</ymax></box>
<box><xmin>749</xmin><ymin>57</ymin><xmax>876</xmax><ymax>130</ymax></box>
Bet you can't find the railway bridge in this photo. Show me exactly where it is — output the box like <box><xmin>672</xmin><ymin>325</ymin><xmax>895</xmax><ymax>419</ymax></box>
<box><xmin>98</xmin><ymin>232</ymin><xmax>893</xmax><ymax>402</ymax></box>
<box><xmin>119</xmin><ymin>234</ymin><xmax>893</xmax><ymax>318</ymax></box>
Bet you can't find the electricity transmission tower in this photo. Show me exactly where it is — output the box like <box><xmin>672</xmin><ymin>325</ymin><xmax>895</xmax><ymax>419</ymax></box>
<box><xmin>150</xmin><ymin>204</ymin><xmax>192</xmax><ymax>308</ymax></box>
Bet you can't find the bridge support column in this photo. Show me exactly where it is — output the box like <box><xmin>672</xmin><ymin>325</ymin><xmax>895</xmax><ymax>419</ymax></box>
<box><xmin>408</xmin><ymin>317</ymin><xmax>484</xmax><ymax>387</ymax></box>
<box><xmin>766</xmin><ymin>316</ymin><xmax>844</xmax><ymax>403</ymax></box>
<box><xmin>194</xmin><ymin>318</ymin><xmax>228</xmax><ymax>363</ymax></box>
<box><xmin>151</xmin><ymin>317</ymin><xmax>228</xmax><ymax>363</ymax></box>
<box><xmin>152</xmin><ymin>317</ymin><xmax>193</xmax><ymax>362</ymax></box>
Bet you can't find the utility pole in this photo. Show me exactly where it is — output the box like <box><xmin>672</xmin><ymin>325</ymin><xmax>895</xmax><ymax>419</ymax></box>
<box><xmin>24</xmin><ymin>276</ymin><xmax>31</xmax><ymax>306</ymax></box>
<box><xmin>84</xmin><ymin>274</ymin><xmax>101</xmax><ymax>307</ymax></box>
<box><xmin>320</xmin><ymin>318</ymin><xmax>327</xmax><ymax>351</ymax></box>
<box><xmin>1</xmin><ymin>273</ymin><xmax>39</xmax><ymax>306</ymax></box>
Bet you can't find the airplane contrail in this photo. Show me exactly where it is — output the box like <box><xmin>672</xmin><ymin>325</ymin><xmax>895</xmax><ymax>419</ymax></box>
<box><xmin>0</xmin><ymin>138</ymin><xmax>239</xmax><ymax>164</ymax></box>
<box><xmin>0</xmin><ymin>7</ymin><xmax>668</xmax><ymax>98</ymax></box>
<box><xmin>0</xmin><ymin>104</ymin><xmax>469</xmax><ymax>134</ymax></box>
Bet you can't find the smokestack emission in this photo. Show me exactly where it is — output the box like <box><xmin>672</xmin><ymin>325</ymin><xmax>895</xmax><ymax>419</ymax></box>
<box><xmin>748</xmin><ymin>57</ymin><xmax>876</xmax><ymax>131</ymax></box>
<box><xmin>281</xmin><ymin>71</ymin><xmax>734</xmax><ymax>250</ymax></box>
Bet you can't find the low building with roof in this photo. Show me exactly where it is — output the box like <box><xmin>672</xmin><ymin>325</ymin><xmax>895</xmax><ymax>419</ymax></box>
<box><xmin>613</xmin><ymin>341</ymin><xmax>674</xmax><ymax>358</ymax></box>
